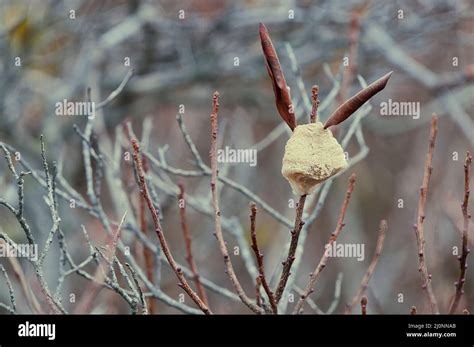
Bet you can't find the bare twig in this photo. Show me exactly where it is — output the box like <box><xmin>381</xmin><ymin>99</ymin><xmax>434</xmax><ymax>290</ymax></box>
<box><xmin>96</xmin><ymin>69</ymin><xmax>134</xmax><ymax>109</ymax></box>
<box><xmin>345</xmin><ymin>220</ymin><xmax>388</xmax><ymax>314</ymax></box>
<box><xmin>413</xmin><ymin>114</ymin><xmax>439</xmax><ymax>314</ymax></box>
<box><xmin>74</xmin><ymin>213</ymin><xmax>128</xmax><ymax>313</ymax></box>
<box><xmin>209</xmin><ymin>92</ymin><xmax>264</xmax><ymax>314</ymax></box>
<box><xmin>310</xmin><ymin>85</ymin><xmax>320</xmax><ymax>123</ymax></box>
<box><xmin>0</xmin><ymin>264</ymin><xmax>16</xmax><ymax>314</ymax></box>
<box><xmin>449</xmin><ymin>152</ymin><xmax>472</xmax><ymax>314</ymax></box>
<box><xmin>293</xmin><ymin>174</ymin><xmax>356</xmax><ymax>314</ymax></box>
<box><xmin>136</xmin><ymin>154</ymin><xmax>156</xmax><ymax>314</ymax></box>
<box><xmin>249</xmin><ymin>202</ymin><xmax>277</xmax><ymax>313</ymax></box>
<box><xmin>178</xmin><ymin>183</ymin><xmax>209</xmax><ymax>307</ymax></box>
<box><xmin>125</xmin><ymin>263</ymin><xmax>148</xmax><ymax>315</ymax></box>
<box><xmin>361</xmin><ymin>295</ymin><xmax>367</xmax><ymax>315</ymax></box>
<box><xmin>274</xmin><ymin>194</ymin><xmax>307</xmax><ymax>304</ymax></box>
<box><xmin>130</xmin><ymin>138</ymin><xmax>211</xmax><ymax>314</ymax></box>
<box><xmin>0</xmin><ymin>141</ymin><xmax>65</xmax><ymax>314</ymax></box>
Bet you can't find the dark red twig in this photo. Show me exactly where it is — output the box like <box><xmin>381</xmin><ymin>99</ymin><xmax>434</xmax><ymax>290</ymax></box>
<box><xmin>178</xmin><ymin>183</ymin><xmax>209</xmax><ymax>308</ymax></box>
<box><xmin>259</xmin><ymin>22</ymin><xmax>296</xmax><ymax>131</ymax></box>
<box><xmin>324</xmin><ymin>71</ymin><xmax>392</xmax><ymax>129</ymax></box>
<box><xmin>274</xmin><ymin>194</ymin><xmax>307</xmax><ymax>304</ymax></box>
<box><xmin>361</xmin><ymin>296</ymin><xmax>368</xmax><ymax>315</ymax></box>
<box><xmin>345</xmin><ymin>219</ymin><xmax>388</xmax><ymax>314</ymax></box>
<box><xmin>449</xmin><ymin>151</ymin><xmax>472</xmax><ymax>314</ymax></box>
<box><xmin>130</xmin><ymin>138</ymin><xmax>211</xmax><ymax>314</ymax></box>
<box><xmin>255</xmin><ymin>277</ymin><xmax>262</xmax><ymax>308</ymax></box>
<box><xmin>249</xmin><ymin>202</ymin><xmax>278</xmax><ymax>313</ymax></box>
<box><xmin>137</xmin><ymin>156</ymin><xmax>157</xmax><ymax>314</ymax></box>
<box><xmin>293</xmin><ymin>174</ymin><xmax>357</xmax><ymax>314</ymax></box>
<box><xmin>310</xmin><ymin>85</ymin><xmax>320</xmax><ymax>123</ymax></box>
<box><xmin>209</xmin><ymin>92</ymin><xmax>264</xmax><ymax>314</ymax></box>
<box><xmin>413</xmin><ymin>114</ymin><xmax>439</xmax><ymax>314</ymax></box>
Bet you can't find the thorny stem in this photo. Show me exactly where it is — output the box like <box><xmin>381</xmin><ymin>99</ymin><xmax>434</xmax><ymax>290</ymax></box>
<box><xmin>249</xmin><ymin>202</ymin><xmax>278</xmax><ymax>313</ymax></box>
<box><xmin>131</xmin><ymin>138</ymin><xmax>211</xmax><ymax>314</ymax></box>
<box><xmin>293</xmin><ymin>174</ymin><xmax>356</xmax><ymax>314</ymax></box>
<box><xmin>178</xmin><ymin>183</ymin><xmax>209</xmax><ymax>307</ymax></box>
<box><xmin>345</xmin><ymin>219</ymin><xmax>388</xmax><ymax>314</ymax></box>
<box><xmin>274</xmin><ymin>194</ymin><xmax>307</xmax><ymax>304</ymax></box>
<box><xmin>209</xmin><ymin>91</ymin><xmax>264</xmax><ymax>314</ymax></box>
<box><xmin>413</xmin><ymin>114</ymin><xmax>439</xmax><ymax>314</ymax></box>
<box><xmin>449</xmin><ymin>151</ymin><xmax>472</xmax><ymax>314</ymax></box>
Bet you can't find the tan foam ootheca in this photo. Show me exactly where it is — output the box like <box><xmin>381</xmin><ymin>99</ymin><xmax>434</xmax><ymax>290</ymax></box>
<box><xmin>281</xmin><ymin>122</ymin><xmax>348</xmax><ymax>195</ymax></box>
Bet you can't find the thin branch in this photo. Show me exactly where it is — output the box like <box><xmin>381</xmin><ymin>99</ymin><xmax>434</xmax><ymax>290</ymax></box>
<box><xmin>249</xmin><ymin>202</ymin><xmax>277</xmax><ymax>313</ymax></box>
<box><xmin>293</xmin><ymin>174</ymin><xmax>357</xmax><ymax>314</ymax></box>
<box><xmin>125</xmin><ymin>263</ymin><xmax>148</xmax><ymax>315</ymax></box>
<box><xmin>136</xmin><ymin>154</ymin><xmax>156</xmax><ymax>314</ymax></box>
<box><xmin>274</xmin><ymin>194</ymin><xmax>307</xmax><ymax>304</ymax></box>
<box><xmin>178</xmin><ymin>183</ymin><xmax>209</xmax><ymax>307</ymax></box>
<box><xmin>0</xmin><ymin>264</ymin><xmax>16</xmax><ymax>314</ymax></box>
<box><xmin>413</xmin><ymin>114</ymin><xmax>439</xmax><ymax>314</ymax></box>
<box><xmin>74</xmin><ymin>214</ymin><xmax>128</xmax><ymax>314</ymax></box>
<box><xmin>345</xmin><ymin>219</ymin><xmax>388</xmax><ymax>314</ymax></box>
<box><xmin>310</xmin><ymin>85</ymin><xmax>320</xmax><ymax>123</ymax></box>
<box><xmin>449</xmin><ymin>151</ymin><xmax>472</xmax><ymax>314</ymax></box>
<box><xmin>38</xmin><ymin>135</ymin><xmax>61</xmax><ymax>268</ymax></box>
<box><xmin>96</xmin><ymin>69</ymin><xmax>134</xmax><ymax>109</ymax></box>
<box><xmin>130</xmin><ymin>138</ymin><xmax>211</xmax><ymax>314</ymax></box>
<box><xmin>209</xmin><ymin>91</ymin><xmax>264</xmax><ymax>314</ymax></box>
<box><xmin>361</xmin><ymin>295</ymin><xmax>367</xmax><ymax>315</ymax></box>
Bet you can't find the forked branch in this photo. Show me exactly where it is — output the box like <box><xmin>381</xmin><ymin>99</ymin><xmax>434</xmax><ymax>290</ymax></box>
<box><xmin>209</xmin><ymin>92</ymin><xmax>264</xmax><ymax>314</ymax></box>
<box><xmin>293</xmin><ymin>174</ymin><xmax>357</xmax><ymax>314</ymax></box>
<box><xmin>130</xmin><ymin>138</ymin><xmax>211</xmax><ymax>314</ymax></box>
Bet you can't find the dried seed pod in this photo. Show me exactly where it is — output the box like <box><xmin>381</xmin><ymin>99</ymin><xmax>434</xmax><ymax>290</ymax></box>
<box><xmin>259</xmin><ymin>22</ymin><xmax>296</xmax><ymax>131</ymax></box>
<box><xmin>324</xmin><ymin>71</ymin><xmax>392</xmax><ymax>129</ymax></box>
<box><xmin>282</xmin><ymin>122</ymin><xmax>347</xmax><ymax>195</ymax></box>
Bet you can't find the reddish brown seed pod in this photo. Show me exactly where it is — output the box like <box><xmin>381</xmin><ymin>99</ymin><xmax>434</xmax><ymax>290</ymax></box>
<box><xmin>324</xmin><ymin>71</ymin><xmax>393</xmax><ymax>129</ymax></box>
<box><xmin>259</xmin><ymin>22</ymin><xmax>296</xmax><ymax>131</ymax></box>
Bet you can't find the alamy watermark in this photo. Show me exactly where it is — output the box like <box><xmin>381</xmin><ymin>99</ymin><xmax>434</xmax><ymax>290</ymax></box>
<box><xmin>217</xmin><ymin>146</ymin><xmax>257</xmax><ymax>167</ymax></box>
<box><xmin>0</xmin><ymin>242</ymin><xmax>38</xmax><ymax>261</ymax></box>
<box><xmin>18</xmin><ymin>321</ymin><xmax>55</xmax><ymax>341</ymax></box>
<box><xmin>380</xmin><ymin>99</ymin><xmax>420</xmax><ymax>119</ymax></box>
<box><xmin>55</xmin><ymin>99</ymin><xmax>95</xmax><ymax>120</ymax></box>
<box><xmin>324</xmin><ymin>241</ymin><xmax>365</xmax><ymax>261</ymax></box>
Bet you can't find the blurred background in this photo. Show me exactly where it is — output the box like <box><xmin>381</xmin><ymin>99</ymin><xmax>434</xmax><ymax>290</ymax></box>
<box><xmin>0</xmin><ymin>0</ymin><xmax>473</xmax><ymax>314</ymax></box>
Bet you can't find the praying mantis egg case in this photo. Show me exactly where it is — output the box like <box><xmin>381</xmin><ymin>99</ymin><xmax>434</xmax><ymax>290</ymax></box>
<box><xmin>281</xmin><ymin>122</ymin><xmax>348</xmax><ymax>196</ymax></box>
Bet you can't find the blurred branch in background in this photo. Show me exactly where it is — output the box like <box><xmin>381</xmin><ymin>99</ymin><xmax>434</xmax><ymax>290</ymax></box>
<box><xmin>0</xmin><ymin>0</ymin><xmax>473</xmax><ymax>314</ymax></box>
